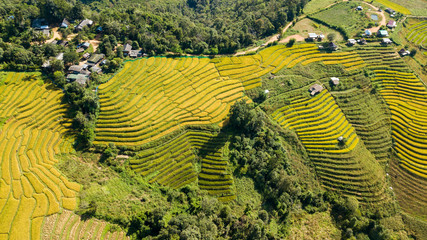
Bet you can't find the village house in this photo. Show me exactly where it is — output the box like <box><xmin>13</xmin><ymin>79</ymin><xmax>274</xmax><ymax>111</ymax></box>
<box><xmin>67</xmin><ymin>74</ymin><xmax>89</xmax><ymax>85</ymax></box>
<box><xmin>42</xmin><ymin>52</ymin><xmax>64</xmax><ymax>69</ymax></box>
<box><xmin>32</xmin><ymin>18</ymin><xmax>49</xmax><ymax>30</ymax></box>
<box><xmin>387</xmin><ymin>20</ymin><xmax>396</xmax><ymax>28</ymax></box>
<box><xmin>129</xmin><ymin>50</ymin><xmax>143</xmax><ymax>58</ymax></box>
<box><xmin>309</xmin><ymin>84</ymin><xmax>324</xmax><ymax>96</ymax></box>
<box><xmin>378</xmin><ymin>30</ymin><xmax>389</xmax><ymax>37</ymax></box>
<box><xmin>90</xmin><ymin>66</ymin><xmax>102</xmax><ymax>74</ymax></box>
<box><xmin>61</xmin><ymin>19</ymin><xmax>70</xmax><ymax>28</ymax></box>
<box><xmin>382</xmin><ymin>38</ymin><xmax>393</xmax><ymax>45</ymax></box>
<box><xmin>76</xmin><ymin>42</ymin><xmax>90</xmax><ymax>53</ymax></box>
<box><xmin>307</xmin><ymin>33</ymin><xmax>324</xmax><ymax>41</ymax></box>
<box><xmin>75</xmin><ymin>19</ymin><xmax>93</xmax><ymax>32</ymax></box>
<box><xmin>347</xmin><ymin>39</ymin><xmax>357</xmax><ymax>46</ymax></box>
<box><xmin>385</xmin><ymin>8</ymin><xmax>396</xmax><ymax>14</ymax></box>
<box><xmin>68</xmin><ymin>65</ymin><xmax>85</xmax><ymax>74</ymax></box>
<box><xmin>330</xmin><ymin>77</ymin><xmax>340</xmax><ymax>86</ymax></box>
<box><xmin>82</xmin><ymin>53</ymin><xmax>91</xmax><ymax>60</ymax></box>
<box><xmin>357</xmin><ymin>38</ymin><xmax>367</xmax><ymax>45</ymax></box>
<box><xmin>328</xmin><ymin>42</ymin><xmax>338</xmax><ymax>51</ymax></box>
<box><xmin>87</xmin><ymin>54</ymin><xmax>105</xmax><ymax>65</ymax></box>
<box><xmin>38</xmin><ymin>29</ymin><xmax>50</xmax><ymax>38</ymax></box>
<box><xmin>123</xmin><ymin>44</ymin><xmax>132</xmax><ymax>55</ymax></box>
<box><xmin>398</xmin><ymin>49</ymin><xmax>410</xmax><ymax>56</ymax></box>
<box><xmin>356</xmin><ymin>6</ymin><xmax>363</xmax><ymax>11</ymax></box>
<box><xmin>51</xmin><ymin>40</ymin><xmax>69</xmax><ymax>47</ymax></box>
<box><xmin>364</xmin><ymin>29</ymin><xmax>372</xmax><ymax>36</ymax></box>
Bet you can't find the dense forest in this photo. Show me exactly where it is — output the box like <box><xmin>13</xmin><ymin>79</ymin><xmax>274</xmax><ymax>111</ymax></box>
<box><xmin>0</xmin><ymin>0</ymin><xmax>307</xmax><ymax>66</ymax></box>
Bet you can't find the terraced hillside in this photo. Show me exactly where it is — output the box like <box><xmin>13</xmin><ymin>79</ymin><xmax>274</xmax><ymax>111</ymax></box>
<box><xmin>41</xmin><ymin>210</ymin><xmax>129</xmax><ymax>240</ymax></box>
<box><xmin>358</xmin><ymin>46</ymin><xmax>427</xmax><ymax>218</ymax></box>
<box><xmin>95</xmin><ymin>44</ymin><xmax>373</xmax><ymax>201</ymax></box>
<box><xmin>217</xmin><ymin>44</ymin><xmax>366</xmax><ymax>79</ymax></box>
<box><xmin>194</xmin><ymin>133</ymin><xmax>235</xmax><ymax>202</ymax></box>
<box><xmin>130</xmin><ymin>129</ymin><xmax>235</xmax><ymax>200</ymax></box>
<box><xmin>95</xmin><ymin>57</ymin><xmax>252</xmax><ymax>147</ymax></box>
<box><xmin>95</xmin><ymin>44</ymin><xmax>369</xmax><ymax>196</ymax></box>
<box><xmin>332</xmin><ymin>89</ymin><xmax>392</xmax><ymax>164</ymax></box>
<box><xmin>406</xmin><ymin>20</ymin><xmax>427</xmax><ymax>47</ymax></box>
<box><xmin>271</xmin><ymin>89</ymin><xmax>387</xmax><ymax>203</ymax></box>
<box><xmin>0</xmin><ymin>72</ymin><xmax>79</xmax><ymax>240</ymax></box>
<box><xmin>95</xmin><ymin>57</ymin><xmax>250</xmax><ymax>199</ymax></box>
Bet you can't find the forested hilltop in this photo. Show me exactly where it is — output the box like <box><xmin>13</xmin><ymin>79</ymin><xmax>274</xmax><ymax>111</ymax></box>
<box><xmin>0</xmin><ymin>0</ymin><xmax>306</xmax><ymax>55</ymax></box>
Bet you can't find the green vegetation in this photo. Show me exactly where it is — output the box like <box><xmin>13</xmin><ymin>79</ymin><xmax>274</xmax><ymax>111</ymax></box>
<box><xmin>0</xmin><ymin>0</ymin><xmax>308</xmax><ymax>55</ymax></box>
<box><xmin>303</xmin><ymin>0</ymin><xmax>339</xmax><ymax>14</ymax></box>
<box><xmin>1</xmin><ymin>0</ymin><xmax>427</xmax><ymax>238</ymax></box>
<box><xmin>310</xmin><ymin>2</ymin><xmax>373</xmax><ymax>38</ymax></box>
<box><xmin>406</xmin><ymin>20</ymin><xmax>427</xmax><ymax>47</ymax></box>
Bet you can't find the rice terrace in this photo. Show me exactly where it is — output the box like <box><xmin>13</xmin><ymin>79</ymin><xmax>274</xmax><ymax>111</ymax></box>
<box><xmin>0</xmin><ymin>0</ymin><xmax>426</xmax><ymax>239</ymax></box>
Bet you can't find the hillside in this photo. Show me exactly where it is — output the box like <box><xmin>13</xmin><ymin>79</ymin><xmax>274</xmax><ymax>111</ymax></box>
<box><xmin>0</xmin><ymin>0</ymin><xmax>427</xmax><ymax>239</ymax></box>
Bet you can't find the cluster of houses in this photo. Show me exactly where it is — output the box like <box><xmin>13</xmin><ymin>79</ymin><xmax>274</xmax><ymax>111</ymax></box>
<box><xmin>31</xmin><ymin>18</ymin><xmax>95</xmax><ymax>38</ymax></box>
<box><xmin>347</xmin><ymin>38</ymin><xmax>367</xmax><ymax>46</ymax></box>
<box><xmin>32</xmin><ymin>18</ymin><xmax>50</xmax><ymax>38</ymax></box>
<box><xmin>66</xmin><ymin>53</ymin><xmax>105</xmax><ymax>85</ymax></box>
<box><xmin>123</xmin><ymin>43</ymin><xmax>145</xmax><ymax>58</ymax></box>
<box><xmin>34</xmin><ymin>17</ymin><xmax>147</xmax><ymax>86</ymax></box>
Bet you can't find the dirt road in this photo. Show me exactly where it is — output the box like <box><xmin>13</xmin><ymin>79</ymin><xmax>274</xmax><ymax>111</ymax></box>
<box><xmin>46</xmin><ymin>27</ymin><xmax>61</xmax><ymax>43</ymax></box>
<box><xmin>279</xmin><ymin>34</ymin><xmax>306</xmax><ymax>44</ymax></box>
<box><xmin>234</xmin><ymin>21</ymin><xmax>295</xmax><ymax>56</ymax></box>
<box><xmin>364</xmin><ymin>2</ymin><xmax>387</xmax><ymax>33</ymax></box>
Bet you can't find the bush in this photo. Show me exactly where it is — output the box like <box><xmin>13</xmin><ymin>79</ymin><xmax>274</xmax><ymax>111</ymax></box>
<box><xmin>287</xmin><ymin>38</ymin><xmax>296</xmax><ymax>47</ymax></box>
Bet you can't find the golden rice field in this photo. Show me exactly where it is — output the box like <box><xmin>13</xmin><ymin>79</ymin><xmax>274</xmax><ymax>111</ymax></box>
<box><xmin>374</xmin><ymin>0</ymin><xmax>411</xmax><ymax>15</ymax></box>
<box><xmin>0</xmin><ymin>72</ymin><xmax>79</xmax><ymax>240</ymax></box>
<box><xmin>94</xmin><ymin>57</ymin><xmax>252</xmax><ymax>147</ymax></box>
<box><xmin>271</xmin><ymin>89</ymin><xmax>387</xmax><ymax>203</ymax></box>
<box><xmin>359</xmin><ymin>46</ymin><xmax>427</xmax><ymax>218</ymax></box>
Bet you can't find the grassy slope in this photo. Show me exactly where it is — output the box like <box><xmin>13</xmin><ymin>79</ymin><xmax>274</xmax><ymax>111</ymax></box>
<box><xmin>284</xmin><ymin>18</ymin><xmax>344</xmax><ymax>41</ymax></box>
<box><xmin>303</xmin><ymin>0</ymin><xmax>339</xmax><ymax>14</ymax></box>
<box><xmin>310</xmin><ymin>1</ymin><xmax>373</xmax><ymax>38</ymax></box>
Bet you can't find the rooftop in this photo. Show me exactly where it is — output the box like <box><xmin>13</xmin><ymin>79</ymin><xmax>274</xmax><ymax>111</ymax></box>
<box><xmin>88</xmin><ymin>54</ymin><xmax>105</xmax><ymax>64</ymax></box>
<box><xmin>308</xmin><ymin>33</ymin><xmax>318</xmax><ymax>38</ymax></box>
<box><xmin>309</xmin><ymin>84</ymin><xmax>324</xmax><ymax>96</ymax></box>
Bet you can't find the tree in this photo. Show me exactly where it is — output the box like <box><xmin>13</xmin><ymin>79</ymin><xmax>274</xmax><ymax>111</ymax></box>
<box><xmin>116</xmin><ymin>46</ymin><xmax>124</xmax><ymax>58</ymax></box>
<box><xmin>410</xmin><ymin>48</ymin><xmax>417</xmax><ymax>57</ymax></box>
<box><xmin>63</xmin><ymin>51</ymin><xmax>79</xmax><ymax>65</ymax></box>
<box><xmin>53</xmin><ymin>71</ymin><xmax>66</xmax><ymax>86</ymax></box>
<box><xmin>70</xmin><ymin>1</ymin><xmax>84</xmax><ymax>20</ymax></box>
<box><xmin>132</xmin><ymin>41</ymin><xmax>139</xmax><ymax>49</ymax></box>
<box><xmin>50</xmin><ymin>59</ymin><xmax>64</xmax><ymax>72</ymax></box>
<box><xmin>287</xmin><ymin>38</ymin><xmax>296</xmax><ymax>47</ymax></box>
<box><xmin>43</xmin><ymin>43</ymin><xmax>58</xmax><ymax>57</ymax></box>
<box><xmin>327</xmin><ymin>33</ymin><xmax>336</xmax><ymax>42</ymax></box>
